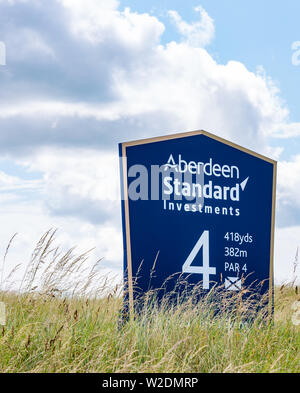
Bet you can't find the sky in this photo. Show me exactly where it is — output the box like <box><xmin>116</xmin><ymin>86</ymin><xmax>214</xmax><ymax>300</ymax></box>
<box><xmin>0</xmin><ymin>0</ymin><xmax>299</xmax><ymax>288</ymax></box>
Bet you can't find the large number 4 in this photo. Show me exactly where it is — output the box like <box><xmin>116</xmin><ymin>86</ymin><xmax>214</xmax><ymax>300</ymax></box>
<box><xmin>182</xmin><ymin>230</ymin><xmax>216</xmax><ymax>290</ymax></box>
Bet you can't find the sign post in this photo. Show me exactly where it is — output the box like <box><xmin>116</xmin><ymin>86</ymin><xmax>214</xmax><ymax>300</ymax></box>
<box><xmin>119</xmin><ymin>130</ymin><xmax>276</xmax><ymax>317</ymax></box>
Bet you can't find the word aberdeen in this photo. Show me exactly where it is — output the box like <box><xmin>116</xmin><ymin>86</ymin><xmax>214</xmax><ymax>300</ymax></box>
<box><xmin>165</xmin><ymin>154</ymin><xmax>240</xmax><ymax>178</ymax></box>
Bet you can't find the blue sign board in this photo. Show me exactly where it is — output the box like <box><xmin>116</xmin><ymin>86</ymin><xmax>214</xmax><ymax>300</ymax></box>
<box><xmin>119</xmin><ymin>130</ymin><xmax>276</xmax><ymax>315</ymax></box>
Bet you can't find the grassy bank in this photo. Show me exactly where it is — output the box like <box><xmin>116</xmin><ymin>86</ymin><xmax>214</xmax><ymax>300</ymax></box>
<box><xmin>0</xmin><ymin>231</ymin><xmax>299</xmax><ymax>373</ymax></box>
<box><xmin>0</xmin><ymin>286</ymin><xmax>299</xmax><ymax>373</ymax></box>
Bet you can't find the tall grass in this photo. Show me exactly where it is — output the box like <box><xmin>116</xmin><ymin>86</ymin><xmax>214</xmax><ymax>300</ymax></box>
<box><xmin>0</xmin><ymin>230</ymin><xmax>299</xmax><ymax>373</ymax></box>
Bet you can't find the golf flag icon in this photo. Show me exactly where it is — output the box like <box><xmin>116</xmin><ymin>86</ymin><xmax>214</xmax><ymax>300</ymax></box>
<box><xmin>225</xmin><ymin>277</ymin><xmax>242</xmax><ymax>291</ymax></box>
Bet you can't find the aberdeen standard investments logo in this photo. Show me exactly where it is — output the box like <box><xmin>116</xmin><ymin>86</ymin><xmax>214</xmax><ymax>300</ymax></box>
<box><xmin>125</xmin><ymin>153</ymin><xmax>249</xmax><ymax>217</ymax></box>
<box><xmin>163</xmin><ymin>154</ymin><xmax>249</xmax><ymax>200</ymax></box>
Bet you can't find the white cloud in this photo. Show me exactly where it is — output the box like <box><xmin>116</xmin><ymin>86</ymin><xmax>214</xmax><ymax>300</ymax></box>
<box><xmin>168</xmin><ymin>5</ymin><xmax>215</xmax><ymax>47</ymax></box>
<box><xmin>59</xmin><ymin>0</ymin><xmax>165</xmax><ymax>48</ymax></box>
<box><xmin>0</xmin><ymin>0</ymin><xmax>289</xmax><ymax>156</ymax></box>
<box><xmin>27</xmin><ymin>147</ymin><xmax>121</xmax><ymax>224</ymax></box>
<box><xmin>272</xmin><ymin>122</ymin><xmax>300</xmax><ymax>138</ymax></box>
<box><xmin>0</xmin><ymin>170</ymin><xmax>41</xmax><ymax>192</ymax></box>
